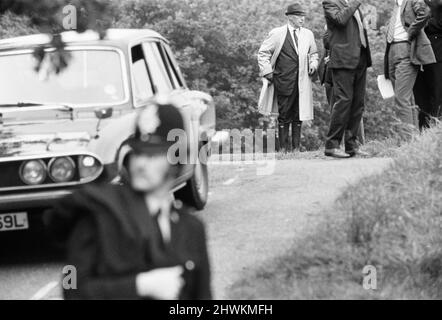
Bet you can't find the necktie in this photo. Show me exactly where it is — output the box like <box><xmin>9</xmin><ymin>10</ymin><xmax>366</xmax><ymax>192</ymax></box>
<box><xmin>151</xmin><ymin>211</ymin><xmax>166</xmax><ymax>251</ymax></box>
<box><xmin>354</xmin><ymin>10</ymin><xmax>367</xmax><ymax>48</ymax></box>
<box><xmin>293</xmin><ymin>29</ymin><xmax>299</xmax><ymax>48</ymax></box>
<box><xmin>387</xmin><ymin>2</ymin><xmax>400</xmax><ymax>43</ymax></box>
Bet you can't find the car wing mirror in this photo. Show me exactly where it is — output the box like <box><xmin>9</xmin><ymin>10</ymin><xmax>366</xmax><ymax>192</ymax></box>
<box><xmin>94</xmin><ymin>107</ymin><xmax>114</xmax><ymax>139</ymax></box>
<box><xmin>95</xmin><ymin>107</ymin><xmax>113</xmax><ymax>120</ymax></box>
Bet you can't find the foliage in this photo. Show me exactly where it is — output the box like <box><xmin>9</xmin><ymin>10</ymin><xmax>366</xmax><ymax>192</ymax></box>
<box><xmin>0</xmin><ymin>0</ymin><xmax>114</xmax><ymax>74</ymax></box>
<box><xmin>112</xmin><ymin>0</ymin><xmax>407</xmax><ymax>147</ymax></box>
<box><xmin>0</xmin><ymin>0</ymin><xmax>418</xmax><ymax>149</ymax></box>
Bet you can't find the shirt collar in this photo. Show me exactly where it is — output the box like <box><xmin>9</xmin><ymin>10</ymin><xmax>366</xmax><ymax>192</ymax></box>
<box><xmin>146</xmin><ymin>196</ymin><xmax>172</xmax><ymax>217</ymax></box>
<box><xmin>287</xmin><ymin>23</ymin><xmax>300</xmax><ymax>33</ymax></box>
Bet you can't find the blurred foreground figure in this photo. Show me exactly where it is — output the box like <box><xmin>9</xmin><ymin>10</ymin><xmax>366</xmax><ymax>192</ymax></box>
<box><xmin>46</xmin><ymin>100</ymin><xmax>211</xmax><ymax>300</ymax></box>
<box><xmin>414</xmin><ymin>0</ymin><xmax>442</xmax><ymax>129</ymax></box>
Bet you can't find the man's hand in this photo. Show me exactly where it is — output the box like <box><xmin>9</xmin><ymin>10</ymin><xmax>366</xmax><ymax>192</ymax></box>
<box><xmin>408</xmin><ymin>0</ymin><xmax>432</xmax><ymax>40</ymax></box>
<box><xmin>264</xmin><ymin>73</ymin><xmax>274</xmax><ymax>83</ymax></box>
<box><xmin>136</xmin><ymin>266</ymin><xmax>185</xmax><ymax>300</ymax></box>
<box><xmin>309</xmin><ymin>66</ymin><xmax>317</xmax><ymax>76</ymax></box>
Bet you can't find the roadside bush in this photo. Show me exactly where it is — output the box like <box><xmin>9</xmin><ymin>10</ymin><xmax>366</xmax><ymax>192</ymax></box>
<box><xmin>230</xmin><ymin>124</ymin><xmax>442</xmax><ymax>299</ymax></box>
<box><xmin>342</xmin><ymin>124</ymin><xmax>442</xmax><ymax>297</ymax></box>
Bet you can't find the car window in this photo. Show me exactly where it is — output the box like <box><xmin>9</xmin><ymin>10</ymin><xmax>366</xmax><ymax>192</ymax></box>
<box><xmin>160</xmin><ymin>43</ymin><xmax>183</xmax><ymax>89</ymax></box>
<box><xmin>0</xmin><ymin>50</ymin><xmax>126</xmax><ymax>106</ymax></box>
<box><xmin>142</xmin><ymin>42</ymin><xmax>173</xmax><ymax>93</ymax></box>
<box><xmin>131</xmin><ymin>44</ymin><xmax>154</xmax><ymax>104</ymax></box>
<box><xmin>164</xmin><ymin>45</ymin><xmax>186</xmax><ymax>88</ymax></box>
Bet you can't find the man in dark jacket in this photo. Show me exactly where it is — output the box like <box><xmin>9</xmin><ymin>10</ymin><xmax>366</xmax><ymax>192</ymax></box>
<box><xmin>45</xmin><ymin>101</ymin><xmax>212</xmax><ymax>300</ymax></box>
<box><xmin>414</xmin><ymin>0</ymin><xmax>442</xmax><ymax>129</ymax></box>
<box><xmin>384</xmin><ymin>0</ymin><xmax>436</xmax><ymax>136</ymax></box>
<box><xmin>322</xmin><ymin>0</ymin><xmax>372</xmax><ymax>158</ymax></box>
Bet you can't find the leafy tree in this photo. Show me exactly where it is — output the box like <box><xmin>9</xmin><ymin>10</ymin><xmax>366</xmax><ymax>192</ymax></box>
<box><xmin>0</xmin><ymin>0</ymin><xmax>113</xmax><ymax>73</ymax></box>
<box><xmin>0</xmin><ymin>0</ymin><xmax>409</xmax><ymax>149</ymax></box>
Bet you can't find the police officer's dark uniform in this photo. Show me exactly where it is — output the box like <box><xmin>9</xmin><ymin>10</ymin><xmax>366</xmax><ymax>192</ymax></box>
<box><xmin>45</xmin><ymin>102</ymin><xmax>212</xmax><ymax>300</ymax></box>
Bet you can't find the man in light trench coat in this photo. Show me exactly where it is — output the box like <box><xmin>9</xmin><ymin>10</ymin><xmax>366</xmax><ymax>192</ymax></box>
<box><xmin>258</xmin><ymin>3</ymin><xmax>319</xmax><ymax>152</ymax></box>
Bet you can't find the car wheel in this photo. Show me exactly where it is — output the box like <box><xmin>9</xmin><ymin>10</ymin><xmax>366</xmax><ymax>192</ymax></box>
<box><xmin>175</xmin><ymin>160</ymin><xmax>209</xmax><ymax>211</ymax></box>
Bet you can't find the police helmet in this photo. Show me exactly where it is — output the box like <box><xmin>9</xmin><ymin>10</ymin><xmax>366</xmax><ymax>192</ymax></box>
<box><xmin>128</xmin><ymin>98</ymin><xmax>186</xmax><ymax>157</ymax></box>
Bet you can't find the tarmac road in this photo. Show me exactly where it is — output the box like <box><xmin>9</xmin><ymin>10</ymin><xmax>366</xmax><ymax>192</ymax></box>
<box><xmin>0</xmin><ymin>157</ymin><xmax>391</xmax><ymax>300</ymax></box>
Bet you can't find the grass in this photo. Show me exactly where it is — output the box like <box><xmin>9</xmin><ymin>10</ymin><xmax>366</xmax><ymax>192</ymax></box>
<box><xmin>228</xmin><ymin>124</ymin><xmax>442</xmax><ymax>300</ymax></box>
<box><xmin>211</xmin><ymin>135</ymin><xmax>405</xmax><ymax>161</ymax></box>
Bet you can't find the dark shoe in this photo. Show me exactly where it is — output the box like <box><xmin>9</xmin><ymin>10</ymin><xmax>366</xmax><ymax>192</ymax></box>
<box><xmin>325</xmin><ymin>148</ymin><xmax>351</xmax><ymax>159</ymax></box>
<box><xmin>291</xmin><ymin>121</ymin><xmax>302</xmax><ymax>151</ymax></box>
<box><xmin>347</xmin><ymin>149</ymin><xmax>371</xmax><ymax>158</ymax></box>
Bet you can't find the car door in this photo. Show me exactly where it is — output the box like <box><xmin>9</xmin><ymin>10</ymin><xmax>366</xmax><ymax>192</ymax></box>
<box><xmin>141</xmin><ymin>41</ymin><xmax>215</xmax><ymax>166</ymax></box>
<box><xmin>147</xmin><ymin>41</ymin><xmax>214</xmax><ymax>144</ymax></box>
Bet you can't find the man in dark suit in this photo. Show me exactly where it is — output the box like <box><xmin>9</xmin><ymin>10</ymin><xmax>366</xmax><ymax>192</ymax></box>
<box><xmin>322</xmin><ymin>0</ymin><xmax>372</xmax><ymax>158</ymax></box>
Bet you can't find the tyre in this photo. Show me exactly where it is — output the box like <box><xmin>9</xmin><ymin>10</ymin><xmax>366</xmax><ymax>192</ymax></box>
<box><xmin>174</xmin><ymin>160</ymin><xmax>209</xmax><ymax>211</ymax></box>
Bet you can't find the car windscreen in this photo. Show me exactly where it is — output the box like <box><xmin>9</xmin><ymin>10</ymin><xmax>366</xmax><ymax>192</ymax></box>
<box><xmin>0</xmin><ymin>49</ymin><xmax>126</xmax><ymax>106</ymax></box>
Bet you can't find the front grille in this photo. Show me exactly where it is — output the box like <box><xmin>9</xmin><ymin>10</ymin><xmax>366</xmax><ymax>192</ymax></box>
<box><xmin>0</xmin><ymin>154</ymin><xmax>103</xmax><ymax>191</ymax></box>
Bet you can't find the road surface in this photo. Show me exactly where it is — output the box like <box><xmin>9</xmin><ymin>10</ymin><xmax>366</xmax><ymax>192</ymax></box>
<box><xmin>0</xmin><ymin>157</ymin><xmax>391</xmax><ymax>300</ymax></box>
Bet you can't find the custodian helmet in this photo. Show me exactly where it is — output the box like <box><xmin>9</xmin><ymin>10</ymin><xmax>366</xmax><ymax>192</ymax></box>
<box><xmin>127</xmin><ymin>98</ymin><xmax>187</xmax><ymax>157</ymax></box>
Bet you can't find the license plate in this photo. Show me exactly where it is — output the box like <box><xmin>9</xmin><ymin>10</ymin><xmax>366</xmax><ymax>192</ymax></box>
<box><xmin>0</xmin><ymin>213</ymin><xmax>29</xmax><ymax>232</ymax></box>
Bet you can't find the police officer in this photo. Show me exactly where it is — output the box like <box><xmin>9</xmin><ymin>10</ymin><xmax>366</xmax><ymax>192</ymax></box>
<box><xmin>45</xmin><ymin>100</ymin><xmax>212</xmax><ymax>300</ymax></box>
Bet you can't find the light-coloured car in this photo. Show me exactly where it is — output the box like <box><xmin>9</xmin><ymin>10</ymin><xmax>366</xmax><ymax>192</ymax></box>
<box><xmin>0</xmin><ymin>29</ymin><xmax>216</xmax><ymax>234</ymax></box>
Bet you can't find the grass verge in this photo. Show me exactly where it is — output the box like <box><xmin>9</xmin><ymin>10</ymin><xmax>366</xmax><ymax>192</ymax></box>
<box><xmin>228</xmin><ymin>124</ymin><xmax>442</xmax><ymax>300</ymax></box>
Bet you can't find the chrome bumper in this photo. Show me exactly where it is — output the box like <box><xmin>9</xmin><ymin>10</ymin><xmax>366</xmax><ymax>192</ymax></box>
<box><xmin>0</xmin><ymin>190</ymin><xmax>72</xmax><ymax>212</ymax></box>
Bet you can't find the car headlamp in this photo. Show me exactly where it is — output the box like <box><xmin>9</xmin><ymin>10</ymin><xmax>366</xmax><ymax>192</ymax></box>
<box><xmin>49</xmin><ymin>157</ymin><xmax>76</xmax><ymax>183</ymax></box>
<box><xmin>20</xmin><ymin>160</ymin><xmax>47</xmax><ymax>185</ymax></box>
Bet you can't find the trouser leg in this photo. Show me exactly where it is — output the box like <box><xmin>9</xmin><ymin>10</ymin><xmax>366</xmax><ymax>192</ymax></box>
<box><xmin>290</xmin><ymin>89</ymin><xmax>302</xmax><ymax>151</ymax></box>
<box><xmin>345</xmin><ymin>51</ymin><xmax>367</xmax><ymax>153</ymax></box>
<box><xmin>278</xmin><ymin>124</ymin><xmax>289</xmax><ymax>152</ymax></box>
<box><xmin>389</xmin><ymin>42</ymin><xmax>419</xmax><ymax>136</ymax></box>
<box><xmin>291</xmin><ymin>121</ymin><xmax>302</xmax><ymax>151</ymax></box>
<box><xmin>414</xmin><ymin>67</ymin><xmax>433</xmax><ymax>130</ymax></box>
<box><xmin>277</xmin><ymin>94</ymin><xmax>291</xmax><ymax>152</ymax></box>
<box><xmin>277</xmin><ymin>88</ymin><xmax>299</xmax><ymax>152</ymax></box>
<box><xmin>425</xmin><ymin>62</ymin><xmax>442</xmax><ymax>125</ymax></box>
<box><xmin>325</xmin><ymin>68</ymin><xmax>355</xmax><ymax>150</ymax></box>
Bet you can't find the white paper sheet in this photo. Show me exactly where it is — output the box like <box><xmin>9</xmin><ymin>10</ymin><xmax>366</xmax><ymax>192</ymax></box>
<box><xmin>377</xmin><ymin>75</ymin><xmax>395</xmax><ymax>100</ymax></box>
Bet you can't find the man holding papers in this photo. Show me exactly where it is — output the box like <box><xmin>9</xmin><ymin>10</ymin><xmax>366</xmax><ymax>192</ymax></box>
<box><xmin>384</xmin><ymin>0</ymin><xmax>436</xmax><ymax>136</ymax></box>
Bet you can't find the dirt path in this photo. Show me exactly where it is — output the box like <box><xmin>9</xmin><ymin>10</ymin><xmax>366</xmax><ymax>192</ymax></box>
<box><xmin>200</xmin><ymin>158</ymin><xmax>392</xmax><ymax>299</ymax></box>
<box><xmin>0</xmin><ymin>157</ymin><xmax>391</xmax><ymax>300</ymax></box>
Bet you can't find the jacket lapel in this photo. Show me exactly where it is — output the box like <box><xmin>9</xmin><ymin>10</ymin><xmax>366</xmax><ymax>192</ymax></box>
<box><xmin>286</xmin><ymin>27</ymin><xmax>299</xmax><ymax>55</ymax></box>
